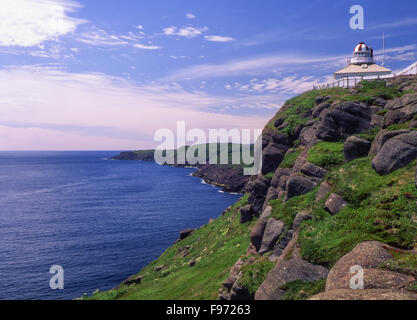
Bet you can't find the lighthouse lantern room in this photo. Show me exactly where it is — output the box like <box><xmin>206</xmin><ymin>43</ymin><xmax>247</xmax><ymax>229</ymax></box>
<box><xmin>334</xmin><ymin>41</ymin><xmax>392</xmax><ymax>80</ymax></box>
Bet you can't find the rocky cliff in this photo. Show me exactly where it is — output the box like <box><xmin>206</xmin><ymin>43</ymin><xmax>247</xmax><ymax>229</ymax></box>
<box><xmin>91</xmin><ymin>75</ymin><xmax>417</xmax><ymax>301</ymax></box>
<box><xmin>112</xmin><ymin>145</ymin><xmax>250</xmax><ymax>193</ymax></box>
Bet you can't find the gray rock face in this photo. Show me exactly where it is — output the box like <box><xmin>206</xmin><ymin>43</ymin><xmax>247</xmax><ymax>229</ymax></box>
<box><xmin>312</xmin><ymin>103</ymin><xmax>331</xmax><ymax>119</ymax></box>
<box><xmin>316</xmin><ymin>101</ymin><xmax>372</xmax><ymax>141</ymax></box>
<box><xmin>325</xmin><ymin>193</ymin><xmax>347</xmax><ymax>215</ymax></box>
<box><xmin>262</xmin><ymin>142</ymin><xmax>289</xmax><ymax>175</ymax></box>
<box><xmin>262</xmin><ymin>187</ymin><xmax>278</xmax><ymax>212</ymax></box>
<box><xmin>269</xmin><ymin>230</ymin><xmax>294</xmax><ymax>261</ymax></box>
<box><xmin>300</xmin><ymin>126</ymin><xmax>318</xmax><ymax>146</ymax></box>
<box><xmin>300</xmin><ymin>162</ymin><xmax>327</xmax><ymax>180</ymax></box>
<box><xmin>325</xmin><ymin>241</ymin><xmax>403</xmax><ymax>292</ymax></box>
<box><xmin>240</xmin><ymin>205</ymin><xmax>256</xmax><ymax>224</ymax></box>
<box><xmin>371</xmin><ymin>114</ymin><xmax>384</xmax><ymax>128</ymax></box>
<box><xmin>259</xmin><ymin>218</ymin><xmax>285</xmax><ymax>255</ymax></box>
<box><xmin>125</xmin><ymin>274</ymin><xmax>145</xmax><ymax>286</ymax></box>
<box><xmin>255</xmin><ymin>257</ymin><xmax>329</xmax><ymax>300</ymax></box>
<box><xmin>316</xmin><ymin>181</ymin><xmax>332</xmax><ymax>202</ymax></box>
<box><xmin>293</xmin><ymin>212</ymin><xmax>312</xmax><ymax>232</ymax></box>
<box><xmin>250</xmin><ymin>206</ymin><xmax>273</xmax><ymax>251</ymax></box>
<box><xmin>383</xmin><ymin>93</ymin><xmax>417</xmax><ymax>128</ymax></box>
<box><xmin>343</xmin><ymin>136</ymin><xmax>372</xmax><ymax>162</ymax></box>
<box><xmin>369</xmin><ymin>129</ymin><xmax>411</xmax><ymax>156</ymax></box>
<box><xmin>372</xmin><ymin>131</ymin><xmax>417</xmax><ymax>175</ymax></box>
<box><xmin>271</xmin><ymin>168</ymin><xmax>292</xmax><ymax>188</ymax></box>
<box><xmin>179</xmin><ymin>228</ymin><xmax>196</xmax><ymax>241</ymax></box>
<box><xmin>285</xmin><ymin>175</ymin><xmax>316</xmax><ymax>200</ymax></box>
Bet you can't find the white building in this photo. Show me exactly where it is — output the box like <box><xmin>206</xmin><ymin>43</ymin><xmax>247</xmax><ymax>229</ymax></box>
<box><xmin>334</xmin><ymin>42</ymin><xmax>392</xmax><ymax>80</ymax></box>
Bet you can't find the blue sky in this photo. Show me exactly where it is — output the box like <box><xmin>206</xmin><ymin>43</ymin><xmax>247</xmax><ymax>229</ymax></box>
<box><xmin>0</xmin><ymin>0</ymin><xmax>416</xmax><ymax>150</ymax></box>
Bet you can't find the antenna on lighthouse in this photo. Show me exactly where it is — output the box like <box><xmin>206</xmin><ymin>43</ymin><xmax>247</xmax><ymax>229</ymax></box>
<box><xmin>382</xmin><ymin>32</ymin><xmax>385</xmax><ymax>66</ymax></box>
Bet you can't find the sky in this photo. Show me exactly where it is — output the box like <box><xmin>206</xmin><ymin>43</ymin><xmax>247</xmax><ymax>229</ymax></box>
<box><xmin>0</xmin><ymin>0</ymin><xmax>416</xmax><ymax>150</ymax></box>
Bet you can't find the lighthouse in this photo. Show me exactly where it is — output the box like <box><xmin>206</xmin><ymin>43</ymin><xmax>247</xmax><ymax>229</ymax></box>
<box><xmin>334</xmin><ymin>42</ymin><xmax>392</xmax><ymax>80</ymax></box>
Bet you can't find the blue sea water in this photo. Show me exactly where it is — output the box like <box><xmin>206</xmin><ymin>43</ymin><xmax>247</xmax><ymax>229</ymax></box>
<box><xmin>0</xmin><ymin>151</ymin><xmax>240</xmax><ymax>300</ymax></box>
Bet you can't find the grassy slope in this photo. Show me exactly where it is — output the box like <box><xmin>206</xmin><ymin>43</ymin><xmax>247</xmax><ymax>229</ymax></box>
<box><xmin>89</xmin><ymin>196</ymin><xmax>254</xmax><ymax>300</ymax></box>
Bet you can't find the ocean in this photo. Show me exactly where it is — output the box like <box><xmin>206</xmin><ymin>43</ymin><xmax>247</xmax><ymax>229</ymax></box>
<box><xmin>0</xmin><ymin>151</ymin><xmax>240</xmax><ymax>300</ymax></box>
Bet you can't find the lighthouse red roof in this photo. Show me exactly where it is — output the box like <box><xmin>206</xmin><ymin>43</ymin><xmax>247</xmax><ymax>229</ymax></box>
<box><xmin>354</xmin><ymin>42</ymin><xmax>370</xmax><ymax>53</ymax></box>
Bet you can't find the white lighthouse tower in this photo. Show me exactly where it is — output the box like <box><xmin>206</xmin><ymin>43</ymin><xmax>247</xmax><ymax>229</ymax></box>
<box><xmin>334</xmin><ymin>41</ymin><xmax>392</xmax><ymax>80</ymax></box>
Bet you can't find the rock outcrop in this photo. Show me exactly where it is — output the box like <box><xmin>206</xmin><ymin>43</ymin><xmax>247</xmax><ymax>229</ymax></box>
<box><xmin>344</xmin><ymin>136</ymin><xmax>371</xmax><ymax>162</ymax></box>
<box><xmin>316</xmin><ymin>102</ymin><xmax>372</xmax><ymax>141</ymax></box>
<box><xmin>383</xmin><ymin>93</ymin><xmax>417</xmax><ymax>128</ymax></box>
<box><xmin>325</xmin><ymin>193</ymin><xmax>347</xmax><ymax>215</ymax></box>
<box><xmin>372</xmin><ymin>131</ymin><xmax>417</xmax><ymax>175</ymax></box>
<box><xmin>255</xmin><ymin>233</ymin><xmax>328</xmax><ymax>300</ymax></box>
<box><xmin>285</xmin><ymin>175</ymin><xmax>316</xmax><ymax>201</ymax></box>
<box><xmin>311</xmin><ymin>241</ymin><xmax>417</xmax><ymax>300</ymax></box>
<box><xmin>259</xmin><ymin>218</ymin><xmax>285</xmax><ymax>255</ymax></box>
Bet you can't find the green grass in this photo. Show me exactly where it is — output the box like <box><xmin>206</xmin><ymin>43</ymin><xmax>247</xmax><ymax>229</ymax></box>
<box><xmin>379</xmin><ymin>250</ymin><xmax>417</xmax><ymax>277</ymax></box>
<box><xmin>280</xmin><ymin>149</ymin><xmax>302</xmax><ymax>168</ymax></box>
<box><xmin>269</xmin><ymin>189</ymin><xmax>325</xmax><ymax>227</ymax></box>
<box><xmin>307</xmin><ymin>141</ymin><xmax>345</xmax><ymax>169</ymax></box>
<box><xmin>342</xmin><ymin>80</ymin><xmax>404</xmax><ymax>104</ymax></box>
<box><xmin>299</xmin><ymin>158</ymin><xmax>417</xmax><ymax>267</ymax></box>
<box><xmin>354</xmin><ymin>127</ymin><xmax>382</xmax><ymax>142</ymax></box>
<box><xmin>280</xmin><ymin>279</ymin><xmax>326</xmax><ymax>300</ymax></box>
<box><xmin>237</xmin><ymin>257</ymin><xmax>275</xmax><ymax>295</ymax></box>
<box><xmin>89</xmin><ymin>195</ymin><xmax>254</xmax><ymax>300</ymax></box>
<box><xmin>263</xmin><ymin>172</ymin><xmax>274</xmax><ymax>180</ymax></box>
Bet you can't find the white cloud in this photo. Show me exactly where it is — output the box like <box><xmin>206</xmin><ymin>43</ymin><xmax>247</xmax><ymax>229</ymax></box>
<box><xmin>77</xmin><ymin>29</ymin><xmax>129</xmax><ymax>46</ymax></box>
<box><xmin>0</xmin><ymin>0</ymin><xmax>86</xmax><ymax>47</ymax></box>
<box><xmin>186</xmin><ymin>13</ymin><xmax>196</xmax><ymax>19</ymax></box>
<box><xmin>0</xmin><ymin>65</ymin><xmax>272</xmax><ymax>150</ymax></box>
<box><xmin>370</xmin><ymin>17</ymin><xmax>417</xmax><ymax>30</ymax></box>
<box><xmin>163</xmin><ymin>26</ymin><xmax>208</xmax><ymax>38</ymax></box>
<box><xmin>205</xmin><ymin>35</ymin><xmax>235</xmax><ymax>42</ymax></box>
<box><xmin>164</xmin><ymin>53</ymin><xmax>346</xmax><ymax>80</ymax></box>
<box><xmin>133</xmin><ymin>43</ymin><xmax>161</xmax><ymax>50</ymax></box>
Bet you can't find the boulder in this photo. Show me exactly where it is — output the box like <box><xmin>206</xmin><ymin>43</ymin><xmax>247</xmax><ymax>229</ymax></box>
<box><xmin>262</xmin><ymin>187</ymin><xmax>278</xmax><ymax>212</ymax></box>
<box><xmin>259</xmin><ymin>219</ymin><xmax>285</xmax><ymax>255</ymax></box>
<box><xmin>125</xmin><ymin>274</ymin><xmax>145</xmax><ymax>286</ymax></box>
<box><xmin>300</xmin><ymin>126</ymin><xmax>317</xmax><ymax>146</ymax></box>
<box><xmin>271</xmin><ymin>168</ymin><xmax>292</xmax><ymax>188</ymax></box>
<box><xmin>315</xmin><ymin>181</ymin><xmax>331</xmax><ymax>202</ymax></box>
<box><xmin>250</xmin><ymin>206</ymin><xmax>273</xmax><ymax>251</ymax></box>
<box><xmin>369</xmin><ymin>129</ymin><xmax>411</xmax><ymax>156</ymax></box>
<box><xmin>325</xmin><ymin>241</ymin><xmax>395</xmax><ymax>291</ymax></box>
<box><xmin>240</xmin><ymin>205</ymin><xmax>256</xmax><ymax>224</ymax></box>
<box><xmin>293</xmin><ymin>211</ymin><xmax>312</xmax><ymax>232</ymax></box>
<box><xmin>327</xmin><ymin>268</ymin><xmax>414</xmax><ymax>291</ymax></box>
<box><xmin>316</xmin><ymin>101</ymin><xmax>372</xmax><ymax>141</ymax></box>
<box><xmin>270</xmin><ymin>230</ymin><xmax>294</xmax><ymax>261</ymax></box>
<box><xmin>285</xmin><ymin>175</ymin><xmax>316</xmax><ymax>200</ymax></box>
<box><xmin>255</xmin><ymin>257</ymin><xmax>329</xmax><ymax>300</ymax></box>
<box><xmin>310</xmin><ymin>289</ymin><xmax>417</xmax><ymax>300</ymax></box>
<box><xmin>247</xmin><ymin>176</ymin><xmax>270</xmax><ymax>196</ymax></box>
<box><xmin>300</xmin><ymin>162</ymin><xmax>327</xmax><ymax>180</ymax></box>
<box><xmin>383</xmin><ymin>93</ymin><xmax>417</xmax><ymax>127</ymax></box>
<box><xmin>312</xmin><ymin>103</ymin><xmax>331</xmax><ymax>119</ymax></box>
<box><xmin>370</xmin><ymin>114</ymin><xmax>384</xmax><ymax>128</ymax></box>
<box><xmin>262</xmin><ymin>143</ymin><xmax>289</xmax><ymax>175</ymax></box>
<box><xmin>274</xmin><ymin>118</ymin><xmax>284</xmax><ymax>128</ymax></box>
<box><xmin>325</xmin><ymin>193</ymin><xmax>347</xmax><ymax>215</ymax></box>
<box><xmin>368</xmin><ymin>97</ymin><xmax>387</xmax><ymax>107</ymax></box>
<box><xmin>179</xmin><ymin>228</ymin><xmax>196</xmax><ymax>241</ymax></box>
<box><xmin>372</xmin><ymin>131</ymin><xmax>417</xmax><ymax>175</ymax></box>
<box><xmin>343</xmin><ymin>136</ymin><xmax>372</xmax><ymax>162</ymax></box>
